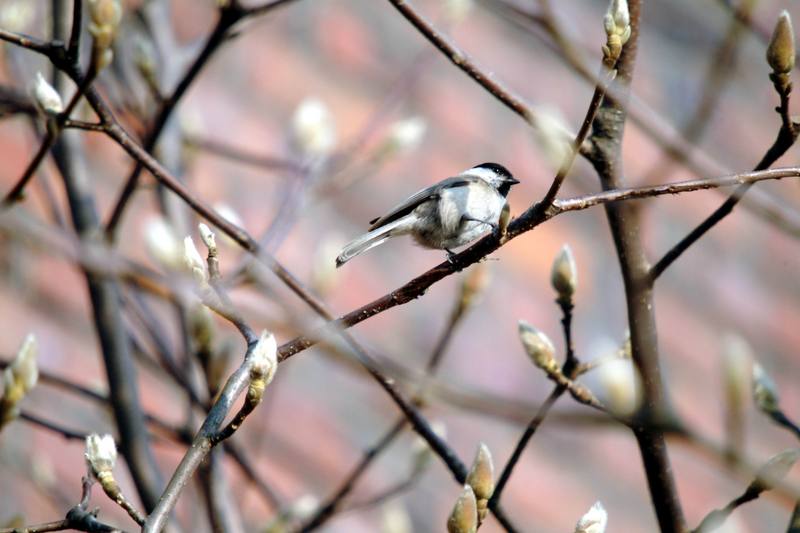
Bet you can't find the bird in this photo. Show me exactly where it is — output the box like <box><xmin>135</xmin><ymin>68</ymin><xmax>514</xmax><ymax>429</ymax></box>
<box><xmin>336</xmin><ymin>162</ymin><xmax>519</xmax><ymax>267</ymax></box>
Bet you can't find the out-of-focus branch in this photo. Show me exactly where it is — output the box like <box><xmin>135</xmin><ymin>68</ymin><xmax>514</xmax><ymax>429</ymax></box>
<box><xmin>386</xmin><ymin>0</ymin><xmax>536</xmax><ymax>124</ymax></box>
<box><xmin>104</xmin><ymin>0</ymin><xmax>303</xmax><ymax>239</ymax></box>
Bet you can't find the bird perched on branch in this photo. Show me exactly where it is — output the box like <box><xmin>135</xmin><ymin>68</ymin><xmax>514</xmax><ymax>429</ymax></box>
<box><xmin>336</xmin><ymin>162</ymin><xmax>519</xmax><ymax>267</ymax></box>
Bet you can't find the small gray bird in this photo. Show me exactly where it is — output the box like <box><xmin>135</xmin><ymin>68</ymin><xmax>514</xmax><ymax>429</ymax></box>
<box><xmin>336</xmin><ymin>162</ymin><xmax>519</xmax><ymax>267</ymax></box>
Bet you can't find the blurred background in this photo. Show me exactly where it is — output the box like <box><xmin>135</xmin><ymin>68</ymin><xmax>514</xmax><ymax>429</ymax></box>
<box><xmin>1</xmin><ymin>0</ymin><xmax>800</xmax><ymax>531</ymax></box>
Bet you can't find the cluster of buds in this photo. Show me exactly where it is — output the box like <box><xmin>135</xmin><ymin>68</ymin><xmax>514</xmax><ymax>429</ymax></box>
<box><xmin>0</xmin><ymin>334</ymin><xmax>38</xmax><ymax>429</ymax></box>
<box><xmin>447</xmin><ymin>485</ymin><xmax>478</xmax><ymax>533</ymax></box>
<box><xmin>518</xmin><ymin>321</ymin><xmax>559</xmax><ymax>376</ymax></box>
<box><xmin>88</xmin><ymin>0</ymin><xmax>122</xmax><ymax>72</ymax></box>
<box><xmin>551</xmin><ymin>244</ymin><xmax>577</xmax><ymax>305</ymax></box>
<box><xmin>465</xmin><ymin>443</ymin><xmax>494</xmax><ymax>525</ymax></box>
<box><xmin>602</xmin><ymin>0</ymin><xmax>631</xmax><ymax>65</ymax></box>
<box><xmin>574</xmin><ymin>501</ymin><xmax>608</xmax><ymax>533</ymax></box>
<box><xmin>766</xmin><ymin>11</ymin><xmax>795</xmax><ymax>94</ymax></box>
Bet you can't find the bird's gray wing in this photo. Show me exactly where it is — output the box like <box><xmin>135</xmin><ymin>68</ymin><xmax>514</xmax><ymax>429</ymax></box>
<box><xmin>368</xmin><ymin>176</ymin><xmax>479</xmax><ymax>230</ymax></box>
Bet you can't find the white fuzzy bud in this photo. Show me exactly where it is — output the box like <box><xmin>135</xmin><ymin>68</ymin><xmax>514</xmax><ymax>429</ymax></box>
<box><xmin>575</xmin><ymin>501</ymin><xmax>608</xmax><ymax>533</ymax></box>
<box><xmin>291</xmin><ymin>98</ymin><xmax>337</xmax><ymax>158</ymax></box>
<box><xmin>11</xmin><ymin>334</ymin><xmax>38</xmax><ymax>392</ymax></box>
<box><xmin>250</xmin><ymin>331</ymin><xmax>278</xmax><ymax>385</ymax></box>
<box><xmin>30</xmin><ymin>73</ymin><xmax>64</xmax><ymax>115</ymax></box>
<box><xmin>551</xmin><ymin>244</ymin><xmax>578</xmax><ymax>300</ymax></box>
<box><xmin>518</xmin><ymin>321</ymin><xmax>558</xmax><ymax>374</ymax></box>
<box><xmin>183</xmin><ymin>236</ymin><xmax>208</xmax><ymax>284</ymax></box>
<box><xmin>144</xmin><ymin>217</ymin><xmax>182</xmax><ymax>270</ymax></box>
<box><xmin>604</xmin><ymin>0</ymin><xmax>630</xmax><ymax>42</ymax></box>
<box><xmin>85</xmin><ymin>433</ymin><xmax>117</xmax><ymax>475</ymax></box>
<box><xmin>597</xmin><ymin>359</ymin><xmax>641</xmax><ymax>417</ymax></box>
<box><xmin>198</xmin><ymin>223</ymin><xmax>217</xmax><ymax>253</ymax></box>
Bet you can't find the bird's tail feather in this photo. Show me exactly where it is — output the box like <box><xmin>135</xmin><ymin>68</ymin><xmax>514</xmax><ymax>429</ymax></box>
<box><xmin>336</xmin><ymin>217</ymin><xmax>413</xmax><ymax>267</ymax></box>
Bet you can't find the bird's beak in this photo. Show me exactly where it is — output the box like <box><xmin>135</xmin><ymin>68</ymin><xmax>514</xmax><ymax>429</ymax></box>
<box><xmin>507</xmin><ymin>176</ymin><xmax>520</xmax><ymax>185</ymax></box>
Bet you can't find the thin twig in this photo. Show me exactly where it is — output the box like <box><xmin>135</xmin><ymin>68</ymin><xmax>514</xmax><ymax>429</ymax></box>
<box><xmin>650</xmin><ymin>82</ymin><xmax>800</xmax><ymax>281</ymax></box>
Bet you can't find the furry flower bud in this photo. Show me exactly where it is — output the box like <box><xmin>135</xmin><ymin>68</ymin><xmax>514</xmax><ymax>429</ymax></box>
<box><xmin>518</xmin><ymin>321</ymin><xmax>558</xmax><ymax>374</ymax></box>
<box><xmin>551</xmin><ymin>244</ymin><xmax>577</xmax><ymax>300</ymax></box>
<box><xmin>85</xmin><ymin>433</ymin><xmax>117</xmax><ymax>475</ymax></box>
<box><xmin>447</xmin><ymin>485</ymin><xmax>478</xmax><ymax>533</ymax></box>
<box><xmin>767</xmin><ymin>11</ymin><xmax>795</xmax><ymax>74</ymax></box>
<box><xmin>30</xmin><ymin>73</ymin><xmax>63</xmax><ymax>115</ymax></box>
<box><xmin>250</xmin><ymin>331</ymin><xmax>278</xmax><ymax>385</ymax></box>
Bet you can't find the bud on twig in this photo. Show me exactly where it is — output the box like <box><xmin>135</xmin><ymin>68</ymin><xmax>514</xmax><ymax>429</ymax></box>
<box><xmin>551</xmin><ymin>244</ymin><xmax>577</xmax><ymax>302</ymax></box>
<box><xmin>518</xmin><ymin>321</ymin><xmax>559</xmax><ymax>375</ymax></box>
<box><xmin>183</xmin><ymin>236</ymin><xmax>208</xmax><ymax>284</ymax></box>
<box><xmin>750</xmin><ymin>448</ymin><xmax>800</xmax><ymax>493</ymax></box>
<box><xmin>85</xmin><ymin>433</ymin><xmax>117</xmax><ymax>477</ymax></box>
<box><xmin>447</xmin><ymin>485</ymin><xmax>478</xmax><ymax>533</ymax></box>
<box><xmin>602</xmin><ymin>0</ymin><xmax>631</xmax><ymax>63</ymax></box>
<box><xmin>245</xmin><ymin>331</ymin><xmax>278</xmax><ymax>414</ymax></box>
<box><xmin>752</xmin><ymin>362</ymin><xmax>780</xmax><ymax>415</ymax></box>
<box><xmin>1</xmin><ymin>334</ymin><xmax>38</xmax><ymax>427</ymax></box>
<box><xmin>84</xmin><ymin>433</ymin><xmax>145</xmax><ymax>524</ymax></box>
<box><xmin>87</xmin><ymin>0</ymin><xmax>122</xmax><ymax>71</ymax></box>
<box><xmin>250</xmin><ymin>330</ymin><xmax>278</xmax><ymax>385</ymax></box>
<box><xmin>767</xmin><ymin>11</ymin><xmax>795</xmax><ymax>76</ymax></box>
<box><xmin>465</xmin><ymin>443</ymin><xmax>494</xmax><ymax>524</ymax></box>
<box><xmin>30</xmin><ymin>72</ymin><xmax>63</xmax><ymax>115</ymax></box>
<box><xmin>574</xmin><ymin>501</ymin><xmax>608</xmax><ymax>533</ymax></box>
<box><xmin>198</xmin><ymin>223</ymin><xmax>217</xmax><ymax>254</ymax></box>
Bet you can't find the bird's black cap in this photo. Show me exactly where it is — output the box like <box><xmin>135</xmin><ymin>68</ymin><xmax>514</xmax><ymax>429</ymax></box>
<box><xmin>475</xmin><ymin>162</ymin><xmax>518</xmax><ymax>183</ymax></box>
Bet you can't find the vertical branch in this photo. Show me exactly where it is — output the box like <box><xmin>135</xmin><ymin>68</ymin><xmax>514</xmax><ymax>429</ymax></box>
<box><xmin>585</xmin><ymin>1</ymin><xmax>687</xmax><ymax>531</ymax></box>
